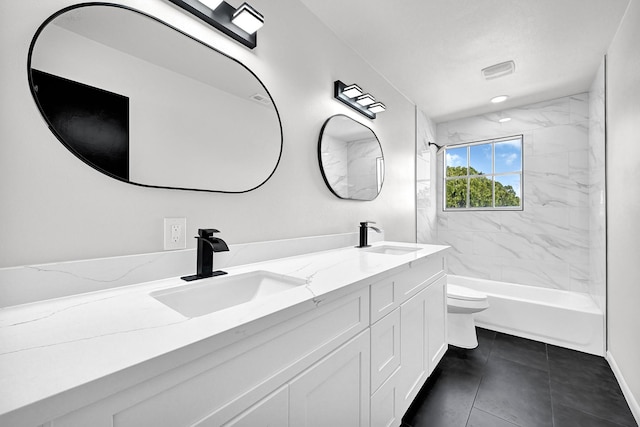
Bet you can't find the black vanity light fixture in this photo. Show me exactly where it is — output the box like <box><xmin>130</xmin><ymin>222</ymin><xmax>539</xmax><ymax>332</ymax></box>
<box><xmin>334</xmin><ymin>80</ymin><xmax>386</xmax><ymax>120</ymax></box>
<box><xmin>168</xmin><ymin>0</ymin><xmax>264</xmax><ymax>49</ymax></box>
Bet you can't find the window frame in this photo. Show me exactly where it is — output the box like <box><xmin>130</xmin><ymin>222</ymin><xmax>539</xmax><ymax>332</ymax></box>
<box><xmin>442</xmin><ymin>134</ymin><xmax>524</xmax><ymax>212</ymax></box>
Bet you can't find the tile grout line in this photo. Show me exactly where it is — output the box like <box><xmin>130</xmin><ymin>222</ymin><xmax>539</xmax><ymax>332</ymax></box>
<box><xmin>547</xmin><ymin>343</ymin><xmax>556</xmax><ymax>427</ymax></box>
<box><xmin>465</xmin><ymin>331</ymin><xmax>493</xmax><ymax>427</ymax></box>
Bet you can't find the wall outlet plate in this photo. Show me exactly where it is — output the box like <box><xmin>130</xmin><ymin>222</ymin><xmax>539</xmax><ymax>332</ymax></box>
<box><xmin>164</xmin><ymin>218</ymin><xmax>186</xmax><ymax>250</ymax></box>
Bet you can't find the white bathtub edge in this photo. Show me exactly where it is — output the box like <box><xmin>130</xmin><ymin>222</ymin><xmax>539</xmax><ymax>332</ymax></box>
<box><xmin>606</xmin><ymin>350</ymin><xmax>640</xmax><ymax>426</ymax></box>
<box><xmin>448</xmin><ymin>275</ymin><xmax>605</xmax><ymax>356</ymax></box>
<box><xmin>474</xmin><ymin>320</ymin><xmax>602</xmax><ymax>356</ymax></box>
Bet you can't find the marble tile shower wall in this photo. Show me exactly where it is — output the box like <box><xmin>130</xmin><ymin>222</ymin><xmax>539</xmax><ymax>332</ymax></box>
<box><xmin>347</xmin><ymin>139</ymin><xmax>380</xmax><ymax>200</ymax></box>
<box><xmin>588</xmin><ymin>59</ymin><xmax>606</xmax><ymax>312</ymax></box>
<box><xmin>320</xmin><ymin>134</ymin><xmax>349</xmax><ymax>196</ymax></box>
<box><xmin>416</xmin><ymin>109</ymin><xmax>438</xmax><ymax>243</ymax></box>
<box><xmin>433</xmin><ymin>94</ymin><xmax>592</xmax><ymax>292</ymax></box>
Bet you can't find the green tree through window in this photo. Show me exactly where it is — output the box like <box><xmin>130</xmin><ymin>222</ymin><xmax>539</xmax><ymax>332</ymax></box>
<box><xmin>444</xmin><ymin>136</ymin><xmax>522</xmax><ymax>210</ymax></box>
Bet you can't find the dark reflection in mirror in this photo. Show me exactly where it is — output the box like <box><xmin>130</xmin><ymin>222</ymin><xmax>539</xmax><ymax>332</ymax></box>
<box><xmin>318</xmin><ymin>115</ymin><xmax>384</xmax><ymax>201</ymax></box>
<box><xmin>32</xmin><ymin>69</ymin><xmax>130</xmax><ymax>180</ymax></box>
<box><xmin>28</xmin><ymin>4</ymin><xmax>282</xmax><ymax>192</ymax></box>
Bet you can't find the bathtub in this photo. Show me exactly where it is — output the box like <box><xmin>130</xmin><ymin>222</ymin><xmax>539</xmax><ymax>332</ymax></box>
<box><xmin>448</xmin><ymin>275</ymin><xmax>605</xmax><ymax>356</ymax></box>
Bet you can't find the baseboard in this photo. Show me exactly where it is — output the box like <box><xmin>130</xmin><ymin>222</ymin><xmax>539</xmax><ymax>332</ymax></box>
<box><xmin>606</xmin><ymin>350</ymin><xmax>640</xmax><ymax>425</ymax></box>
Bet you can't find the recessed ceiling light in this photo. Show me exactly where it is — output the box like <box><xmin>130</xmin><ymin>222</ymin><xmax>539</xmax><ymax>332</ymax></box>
<box><xmin>499</xmin><ymin>117</ymin><xmax>511</xmax><ymax>123</ymax></box>
<box><xmin>491</xmin><ymin>95</ymin><xmax>509</xmax><ymax>104</ymax></box>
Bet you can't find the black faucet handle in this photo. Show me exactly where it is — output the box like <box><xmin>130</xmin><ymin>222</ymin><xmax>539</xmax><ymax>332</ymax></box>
<box><xmin>197</xmin><ymin>228</ymin><xmax>221</xmax><ymax>238</ymax></box>
<box><xmin>360</xmin><ymin>220</ymin><xmax>376</xmax><ymax>226</ymax></box>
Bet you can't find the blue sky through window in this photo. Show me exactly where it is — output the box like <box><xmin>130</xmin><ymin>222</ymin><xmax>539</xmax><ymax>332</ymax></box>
<box><xmin>495</xmin><ymin>139</ymin><xmax>522</xmax><ymax>173</ymax></box>
<box><xmin>469</xmin><ymin>144</ymin><xmax>492</xmax><ymax>174</ymax></box>
<box><xmin>445</xmin><ymin>146</ymin><xmax>467</xmax><ymax>169</ymax></box>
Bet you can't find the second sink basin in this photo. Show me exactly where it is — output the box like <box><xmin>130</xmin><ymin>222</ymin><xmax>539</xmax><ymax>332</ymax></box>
<box><xmin>151</xmin><ymin>271</ymin><xmax>307</xmax><ymax>318</ymax></box>
<box><xmin>363</xmin><ymin>245</ymin><xmax>421</xmax><ymax>255</ymax></box>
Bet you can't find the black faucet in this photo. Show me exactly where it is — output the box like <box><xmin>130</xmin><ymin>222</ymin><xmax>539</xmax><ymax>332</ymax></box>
<box><xmin>356</xmin><ymin>221</ymin><xmax>381</xmax><ymax>248</ymax></box>
<box><xmin>181</xmin><ymin>229</ymin><xmax>229</xmax><ymax>282</ymax></box>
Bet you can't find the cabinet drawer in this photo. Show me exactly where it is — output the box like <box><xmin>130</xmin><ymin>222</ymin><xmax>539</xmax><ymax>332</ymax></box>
<box><xmin>370</xmin><ymin>275</ymin><xmax>397</xmax><ymax>323</ymax></box>
<box><xmin>370</xmin><ymin>254</ymin><xmax>444</xmax><ymax>323</ymax></box>
<box><xmin>395</xmin><ymin>254</ymin><xmax>444</xmax><ymax>299</ymax></box>
<box><xmin>370</xmin><ymin>308</ymin><xmax>401</xmax><ymax>394</ymax></box>
<box><xmin>371</xmin><ymin>369</ymin><xmax>400</xmax><ymax>427</ymax></box>
<box><xmin>201</xmin><ymin>386</ymin><xmax>289</xmax><ymax>427</ymax></box>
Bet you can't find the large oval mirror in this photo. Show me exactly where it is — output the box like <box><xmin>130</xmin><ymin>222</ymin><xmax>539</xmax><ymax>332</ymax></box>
<box><xmin>28</xmin><ymin>4</ymin><xmax>282</xmax><ymax>192</ymax></box>
<box><xmin>318</xmin><ymin>115</ymin><xmax>384</xmax><ymax>201</ymax></box>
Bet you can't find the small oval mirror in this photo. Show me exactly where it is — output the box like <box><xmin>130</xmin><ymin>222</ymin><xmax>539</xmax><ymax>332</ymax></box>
<box><xmin>28</xmin><ymin>4</ymin><xmax>282</xmax><ymax>193</ymax></box>
<box><xmin>318</xmin><ymin>115</ymin><xmax>384</xmax><ymax>201</ymax></box>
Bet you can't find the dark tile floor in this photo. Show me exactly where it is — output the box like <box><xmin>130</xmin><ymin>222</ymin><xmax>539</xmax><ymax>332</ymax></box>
<box><xmin>402</xmin><ymin>328</ymin><xmax>638</xmax><ymax>427</ymax></box>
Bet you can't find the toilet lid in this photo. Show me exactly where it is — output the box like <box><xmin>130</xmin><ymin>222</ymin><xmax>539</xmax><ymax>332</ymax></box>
<box><xmin>447</xmin><ymin>284</ymin><xmax>487</xmax><ymax>301</ymax></box>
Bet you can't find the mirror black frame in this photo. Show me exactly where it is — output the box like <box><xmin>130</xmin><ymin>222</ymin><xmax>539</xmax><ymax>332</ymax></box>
<box><xmin>318</xmin><ymin>114</ymin><xmax>384</xmax><ymax>201</ymax></box>
<box><xmin>27</xmin><ymin>2</ymin><xmax>283</xmax><ymax>193</ymax></box>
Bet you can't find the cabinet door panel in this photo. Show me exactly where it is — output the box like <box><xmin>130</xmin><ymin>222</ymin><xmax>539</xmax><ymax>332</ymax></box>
<box><xmin>397</xmin><ymin>288</ymin><xmax>428</xmax><ymax>415</ymax></box>
<box><xmin>289</xmin><ymin>331</ymin><xmax>370</xmax><ymax>427</ymax></box>
<box><xmin>426</xmin><ymin>276</ymin><xmax>447</xmax><ymax>374</ymax></box>
<box><xmin>370</xmin><ymin>308</ymin><xmax>401</xmax><ymax>394</ymax></box>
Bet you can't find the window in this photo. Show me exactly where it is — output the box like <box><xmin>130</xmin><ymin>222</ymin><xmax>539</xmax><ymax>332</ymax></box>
<box><xmin>444</xmin><ymin>135</ymin><xmax>523</xmax><ymax>210</ymax></box>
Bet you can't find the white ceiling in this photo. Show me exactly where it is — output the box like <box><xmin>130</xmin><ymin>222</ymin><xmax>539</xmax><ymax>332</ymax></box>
<box><xmin>298</xmin><ymin>0</ymin><xmax>630</xmax><ymax>122</ymax></box>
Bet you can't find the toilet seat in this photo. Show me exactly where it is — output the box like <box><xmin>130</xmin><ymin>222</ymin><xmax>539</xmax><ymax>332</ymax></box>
<box><xmin>447</xmin><ymin>284</ymin><xmax>487</xmax><ymax>301</ymax></box>
<box><xmin>447</xmin><ymin>284</ymin><xmax>489</xmax><ymax>314</ymax></box>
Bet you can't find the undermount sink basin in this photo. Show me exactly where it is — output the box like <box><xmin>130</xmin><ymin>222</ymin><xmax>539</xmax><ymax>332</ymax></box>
<box><xmin>363</xmin><ymin>245</ymin><xmax>421</xmax><ymax>256</ymax></box>
<box><xmin>151</xmin><ymin>271</ymin><xmax>307</xmax><ymax>318</ymax></box>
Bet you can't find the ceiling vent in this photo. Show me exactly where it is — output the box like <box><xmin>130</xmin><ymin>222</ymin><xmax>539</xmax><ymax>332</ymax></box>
<box><xmin>482</xmin><ymin>61</ymin><xmax>515</xmax><ymax>80</ymax></box>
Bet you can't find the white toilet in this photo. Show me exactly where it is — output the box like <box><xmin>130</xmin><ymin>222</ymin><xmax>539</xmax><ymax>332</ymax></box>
<box><xmin>447</xmin><ymin>284</ymin><xmax>490</xmax><ymax>349</ymax></box>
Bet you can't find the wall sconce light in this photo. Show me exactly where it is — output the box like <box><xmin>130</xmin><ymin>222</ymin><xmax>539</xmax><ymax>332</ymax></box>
<box><xmin>168</xmin><ymin>0</ymin><xmax>264</xmax><ymax>49</ymax></box>
<box><xmin>368</xmin><ymin>102</ymin><xmax>386</xmax><ymax>113</ymax></box>
<box><xmin>334</xmin><ymin>80</ymin><xmax>386</xmax><ymax>119</ymax></box>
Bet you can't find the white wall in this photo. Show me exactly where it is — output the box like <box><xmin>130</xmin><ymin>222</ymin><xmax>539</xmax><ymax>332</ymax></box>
<box><xmin>606</xmin><ymin>0</ymin><xmax>640</xmax><ymax>417</ymax></box>
<box><xmin>433</xmin><ymin>94</ymin><xmax>593</xmax><ymax>292</ymax></box>
<box><xmin>0</xmin><ymin>0</ymin><xmax>416</xmax><ymax>268</ymax></box>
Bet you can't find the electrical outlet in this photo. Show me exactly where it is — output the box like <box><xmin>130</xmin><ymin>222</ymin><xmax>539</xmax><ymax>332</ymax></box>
<box><xmin>164</xmin><ymin>218</ymin><xmax>186</xmax><ymax>250</ymax></box>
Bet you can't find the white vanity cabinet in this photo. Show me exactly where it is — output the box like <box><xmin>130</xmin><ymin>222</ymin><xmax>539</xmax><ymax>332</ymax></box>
<box><xmin>27</xmin><ymin>248</ymin><xmax>447</xmax><ymax>427</ymax></box>
<box><xmin>207</xmin><ymin>330</ymin><xmax>371</xmax><ymax>427</ymax></box>
<box><xmin>369</xmin><ymin>255</ymin><xmax>447</xmax><ymax>426</ymax></box>
<box><xmin>397</xmin><ymin>275</ymin><xmax>447</xmax><ymax>413</ymax></box>
<box><xmin>47</xmin><ymin>287</ymin><xmax>370</xmax><ymax>427</ymax></box>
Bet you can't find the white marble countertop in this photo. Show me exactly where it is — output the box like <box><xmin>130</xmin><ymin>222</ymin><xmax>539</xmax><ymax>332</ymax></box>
<box><xmin>0</xmin><ymin>241</ymin><xmax>447</xmax><ymax>422</ymax></box>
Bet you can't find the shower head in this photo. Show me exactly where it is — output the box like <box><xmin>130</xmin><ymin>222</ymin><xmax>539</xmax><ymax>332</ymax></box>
<box><xmin>428</xmin><ymin>141</ymin><xmax>445</xmax><ymax>153</ymax></box>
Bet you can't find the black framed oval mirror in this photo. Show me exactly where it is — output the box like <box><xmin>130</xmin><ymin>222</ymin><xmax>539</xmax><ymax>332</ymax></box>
<box><xmin>28</xmin><ymin>3</ymin><xmax>282</xmax><ymax>193</ymax></box>
<box><xmin>318</xmin><ymin>115</ymin><xmax>384</xmax><ymax>201</ymax></box>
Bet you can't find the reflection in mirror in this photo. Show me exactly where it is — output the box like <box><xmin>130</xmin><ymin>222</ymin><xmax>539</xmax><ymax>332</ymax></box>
<box><xmin>318</xmin><ymin>115</ymin><xmax>384</xmax><ymax>201</ymax></box>
<box><xmin>28</xmin><ymin>4</ymin><xmax>282</xmax><ymax>192</ymax></box>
